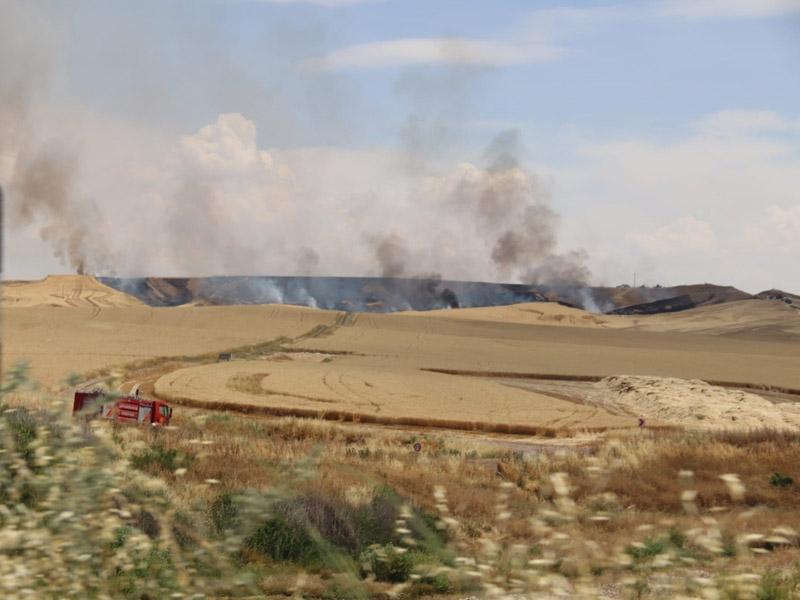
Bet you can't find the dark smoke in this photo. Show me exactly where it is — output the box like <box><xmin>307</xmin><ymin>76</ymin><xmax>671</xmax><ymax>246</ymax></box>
<box><xmin>440</xmin><ymin>287</ymin><xmax>459</xmax><ymax>309</ymax></box>
<box><xmin>9</xmin><ymin>146</ymin><xmax>112</xmax><ymax>275</ymax></box>
<box><xmin>411</xmin><ymin>273</ymin><xmax>460</xmax><ymax>309</ymax></box>
<box><xmin>470</xmin><ymin>130</ymin><xmax>590</xmax><ymax>289</ymax></box>
<box><xmin>368</xmin><ymin>232</ymin><xmax>409</xmax><ymax>278</ymax></box>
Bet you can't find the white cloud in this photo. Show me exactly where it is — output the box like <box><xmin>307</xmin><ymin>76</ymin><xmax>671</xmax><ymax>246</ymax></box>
<box><xmin>301</xmin><ymin>0</ymin><xmax>800</xmax><ymax>73</ymax></box>
<box><xmin>304</xmin><ymin>37</ymin><xmax>564</xmax><ymax>70</ymax></box>
<box><xmin>574</xmin><ymin>132</ymin><xmax>800</xmax><ymax>218</ymax></box>
<box><xmin>176</xmin><ymin>113</ymin><xmax>279</xmax><ymax>178</ymax></box>
<box><xmin>660</xmin><ymin>0</ymin><xmax>800</xmax><ymax>19</ymax></box>
<box><xmin>766</xmin><ymin>204</ymin><xmax>800</xmax><ymax>233</ymax></box>
<box><xmin>551</xmin><ymin>109</ymin><xmax>800</xmax><ymax>291</ymax></box>
<box><xmin>696</xmin><ymin>110</ymin><xmax>800</xmax><ymax>136</ymax></box>
<box><xmin>743</xmin><ymin>204</ymin><xmax>800</xmax><ymax>252</ymax></box>
<box><xmin>627</xmin><ymin>216</ymin><xmax>717</xmax><ymax>256</ymax></box>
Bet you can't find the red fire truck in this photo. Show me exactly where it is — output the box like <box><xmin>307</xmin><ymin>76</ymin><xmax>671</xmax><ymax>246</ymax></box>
<box><xmin>73</xmin><ymin>389</ymin><xmax>173</xmax><ymax>426</ymax></box>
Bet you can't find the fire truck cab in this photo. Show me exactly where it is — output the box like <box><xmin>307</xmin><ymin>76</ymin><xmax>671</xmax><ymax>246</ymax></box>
<box><xmin>73</xmin><ymin>389</ymin><xmax>172</xmax><ymax>426</ymax></box>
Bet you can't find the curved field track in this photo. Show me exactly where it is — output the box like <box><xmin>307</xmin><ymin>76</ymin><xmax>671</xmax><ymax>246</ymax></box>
<box><xmin>154</xmin><ymin>356</ymin><xmax>636</xmax><ymax>434</ymax></box>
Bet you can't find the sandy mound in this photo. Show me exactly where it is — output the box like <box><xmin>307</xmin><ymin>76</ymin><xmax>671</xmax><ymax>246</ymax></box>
<box><xmin>598</xmin><ymin>375</ymin><xmax>800</xmax><ymax>430</ymax></box>
<box><xmin>2</xmin><ymin>275</ymin><xmax>145</xmax><ymax>308</ymax></box>
<box><xmin>402</xmin><ymin>302</ymin><xmax>619</xmax><ymax>328</ymax></box>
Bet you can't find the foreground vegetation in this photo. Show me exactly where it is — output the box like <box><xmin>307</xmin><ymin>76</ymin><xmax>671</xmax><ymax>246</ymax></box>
<box><xmin>2</xmin><ymin>363</ymin><xmax>800</xmax><ymax>599</ymax></box>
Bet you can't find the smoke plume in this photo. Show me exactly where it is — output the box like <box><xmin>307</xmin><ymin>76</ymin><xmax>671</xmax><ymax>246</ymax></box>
<box><xmin>1</xmin><ymin>0</ymin><xmax>111</xmax><ymax>275</ymax></box>
<box><xmin>444</xmin><ymin>130</ymin><xmax>590</xmax><ymax>288</ymax></box>
<box><xmin>368</xmin><ymin>232</ymin><xmax>409</xmax><ymax>278</ymax></box>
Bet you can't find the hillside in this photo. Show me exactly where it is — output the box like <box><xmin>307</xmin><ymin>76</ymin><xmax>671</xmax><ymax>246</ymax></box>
<box><xmin>603</xmin><ymin>284</ymin><xmax>752</xmax><ymax>315</ymax></box>
<box><xmin>2</xmin><ymin>275</ymin><xmax>145</xmax><ymax>308</ymax></box>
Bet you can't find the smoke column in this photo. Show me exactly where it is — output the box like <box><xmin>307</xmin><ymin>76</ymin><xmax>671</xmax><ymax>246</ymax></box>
<box><xmin>0</xmin><ymin>0</ymin><xmax>111</xmax><ymax>275</ymax></box>
<box><xmin>458</xmin><ymin>130</ymin><xmax>590</xmax><ymax>289</ymax></box>
<box><xmin>368</xmin><ymin>232</ymin><xmax>410</xmax><ymax>278</ymax></box>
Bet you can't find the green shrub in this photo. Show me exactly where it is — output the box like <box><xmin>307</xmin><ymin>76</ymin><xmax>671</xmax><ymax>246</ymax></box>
<box><xmin>409</xmin><ymin>572</ymin><xmax>454</xmax><ymax>597</ymax></box>
<box><xmin>626</xmin><ymin>538</ymin><xmax>667</xmax><ymax>559</ymax></box>
<box><xmin>244</xmin><ymin>494</ymin><xmax>357</xmax><ymax>565</ymax></box>
<box><xmin>245</xmin><ymin>513</ymin><xmax>321</xmax><ymax>564</ymax></box>
<box><xmin>130</xmin><ymin>444</ymin><xmax>192</xmax><ymax>473</ymax></box>
<box><xmin>757</xmin><ymin>569</ymin><xmax>800</xmax><ymax>600</ymax></box>
<box><xmin>721</xmin><ymin>530</ymin><xmax>738</xmax><ymax>557</ymax></box>
<box><xmin>770</xmin><ymin>472</ymin><xmax>794</xmax><ymax>488</ymax></box>
<box><xmin>359</xmin><ymin>544</ymin><xmax>414</xmax><ymax>582</ymax></box>
<box><xmin>667</xmin><ymin>528</ymin><xmax>687</xmax><ymax>550</ymax></box>
<box><xmin>352</xmin><ymin>488</ymin><xmax>399</xmax><ymax>549</ymax></box>
<box><xmin>6</xmin><ymin>408</ymin><xmax>38</xmax><ymax>463</ymax></box>
<box><xmin>209</xmin><ymin>491</ymin><xmax>240</xmax><ymax>535</ymax></box>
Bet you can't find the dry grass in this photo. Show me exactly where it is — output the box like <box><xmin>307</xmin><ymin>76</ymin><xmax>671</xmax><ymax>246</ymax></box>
<box><xmin>120</xmin><ymin>407</ymin><xmax>800</xmax><ymax>549</ymax></box>
<box><xmin>5</xmin><ymin>363</ymin><xmax>800</xmax><ymax>599</ymax></box>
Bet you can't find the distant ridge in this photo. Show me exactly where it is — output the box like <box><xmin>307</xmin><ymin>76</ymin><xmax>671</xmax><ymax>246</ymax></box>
<box><xmin>98</xmin><ymin>276</ymin><xmax>547</xmax><ymax>312</ymax></box>
<box><xmin>9</xmin><ymin>275</ymin><xmax>790</xmax><ymax>316</ymax></box>
<box><xmin>96</xmin><ymin>276</ymin><xmax>772</xmax><ymax>315</ymax></box>
<box><xmin>606</xmin><ymin>284</ymin><xmax>752</xmax><ymax>315</ymax></box>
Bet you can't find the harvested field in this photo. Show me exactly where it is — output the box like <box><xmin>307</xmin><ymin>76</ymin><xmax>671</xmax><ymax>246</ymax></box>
<box><xmin>401</xmin><ymin>301</ymin><xmax>624</xmax><ymax>328</ymax></box>
<box><xmin>153</xmin><ymin>356</ymin><xmax>636</xmax><ymax>434</ymax></box>
<box><xmin>2</xmin><ymin>301</ymin><xmax>337</xmax><ymax>386</ymax></box>
<box><xmin>281</xmin><ymin>310</ymin><xmax>800</xmax><ymax>389</ymax></box>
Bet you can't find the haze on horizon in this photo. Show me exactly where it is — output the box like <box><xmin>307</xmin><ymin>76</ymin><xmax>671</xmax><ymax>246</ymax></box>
<box><xmin>1</xmin><ymin>0</ymin><xmax>799</xmax><ymax>294</ymax></box>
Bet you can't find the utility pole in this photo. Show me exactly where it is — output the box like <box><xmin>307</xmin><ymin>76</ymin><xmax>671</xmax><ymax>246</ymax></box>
<box><xmin>633</xmin><ymin>272</ymin><xmax>636</xmax><ymax>288</ymax></box>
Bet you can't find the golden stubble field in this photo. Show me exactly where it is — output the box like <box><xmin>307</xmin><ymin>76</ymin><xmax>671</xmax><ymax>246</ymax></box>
<box><xmin>2</xmin><ymin>276</ymin><xmax>338</xmax><ymax>387</ymax></box>
<box><xmin>3</xmin><ymin>275</ymin><xmax>800</xmax><ymax>433</ymax></box>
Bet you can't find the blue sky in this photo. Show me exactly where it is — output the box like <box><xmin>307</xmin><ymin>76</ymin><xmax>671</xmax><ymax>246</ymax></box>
<box><xmin>2</xmin><ymin>0</ymin><xmax>800</xmax><ymax>293</ymax></box>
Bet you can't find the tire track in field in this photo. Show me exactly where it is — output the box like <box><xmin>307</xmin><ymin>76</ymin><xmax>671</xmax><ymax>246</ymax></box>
<box><xmin>337</xmin><ymin>373</ymin><xmax>383</xmax><ymax>412</ymax></box>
